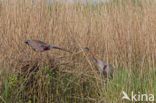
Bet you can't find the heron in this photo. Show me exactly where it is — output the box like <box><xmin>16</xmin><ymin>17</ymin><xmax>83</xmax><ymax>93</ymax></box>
<box><xmin>25</xmin><ymin>40</ymin><xmax>71</xmax><ymax>53</ymax></box>
<box><xmin>83</xmin><ymin>47</ymin><xmax>114</xmax><ymax>78</ymax></box>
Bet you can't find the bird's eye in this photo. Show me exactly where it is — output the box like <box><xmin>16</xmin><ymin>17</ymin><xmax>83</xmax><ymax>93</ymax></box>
<box><xmin>25</xmin><ymin>40</ymin><xmax>29</xmax><ymax>44</ymax></box>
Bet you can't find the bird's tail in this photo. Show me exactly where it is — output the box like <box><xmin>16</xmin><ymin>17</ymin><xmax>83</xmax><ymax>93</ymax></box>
<box><xmin>50</xmin><ymin>45</ymin><xmax>71</xmax><ymax>53</ymax></box>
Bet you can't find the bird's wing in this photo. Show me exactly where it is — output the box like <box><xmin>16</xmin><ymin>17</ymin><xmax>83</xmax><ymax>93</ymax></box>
<box><xmin>33</xmin><ymin>40</ymin><xmax>47</xmax><ymax>45</ymax></box>
<box><xmin>102</xmin><ymin>70</ymin><xmax>107</xmax><ymax>78</ymax></box>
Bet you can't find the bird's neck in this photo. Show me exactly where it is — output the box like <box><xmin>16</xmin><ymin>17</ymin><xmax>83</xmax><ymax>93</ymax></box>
<box><xmin>89</xmin><ymin>51</ymin><xmax>98</xmax><ymax>63</ymax></box>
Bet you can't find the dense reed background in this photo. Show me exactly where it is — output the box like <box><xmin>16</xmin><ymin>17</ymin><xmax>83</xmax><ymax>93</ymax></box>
<box><xmin>0</xmin><ymin>0</ymin><xmax>156</xmax><ymax>103</ymax></box>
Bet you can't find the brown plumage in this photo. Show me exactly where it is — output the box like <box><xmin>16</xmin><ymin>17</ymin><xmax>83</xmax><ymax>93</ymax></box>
<box><xmin>83</xmin><ymin>47</ymin><xmax>114</xmax><ymax>78</ymax></box>
<box><xmin>25</xmin><ymin>40</ymin><xmax>71</xmax><ymax>53</ymax></box>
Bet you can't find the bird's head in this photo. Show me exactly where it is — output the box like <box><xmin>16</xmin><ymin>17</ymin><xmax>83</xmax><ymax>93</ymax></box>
<box><xmin>25</xmin><ymin>40</ymin><xmax>30</xmax><ymax>44</ymax></box>
<box><xmin>82</xmin><ymin>47</ymin><xmax>89</xmax><ymax>52</ymax></box>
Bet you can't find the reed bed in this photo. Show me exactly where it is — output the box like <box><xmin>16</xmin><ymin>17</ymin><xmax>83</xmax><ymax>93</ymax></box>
<box><xmin>0</xmin><ymin>0</ymin><xmax>155</xmax><ymax>102</ymax></box>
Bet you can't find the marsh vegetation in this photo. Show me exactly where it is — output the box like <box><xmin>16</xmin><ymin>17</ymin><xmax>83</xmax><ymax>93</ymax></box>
<box><xmin>0</xmin><ymin>0</ymin><xmax>155</xmax><ymax>102</ymax></box>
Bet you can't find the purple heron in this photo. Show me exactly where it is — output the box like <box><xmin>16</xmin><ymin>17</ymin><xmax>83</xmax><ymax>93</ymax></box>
<box><xmin>25</xmin><ymin>40</ymin><xmax>71</xmax><ymax>53</ymax></box>
<box><xmin>83</xmin><ymin>47</ymin><xmax>114</xmax><ymax>78</ymax></box>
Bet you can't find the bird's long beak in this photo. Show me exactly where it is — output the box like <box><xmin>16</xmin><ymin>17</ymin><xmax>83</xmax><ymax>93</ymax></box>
<box><xmin>70</xmin><ymin>47</ymin><xmax>89</xmax><ymax>56</ymax></box>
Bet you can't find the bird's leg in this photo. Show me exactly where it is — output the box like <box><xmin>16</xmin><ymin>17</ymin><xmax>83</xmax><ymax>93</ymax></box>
<box><xmin>33</xmin><ymin>52</ymin><xmax>39</xmax><ymax>59</ymax></box>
